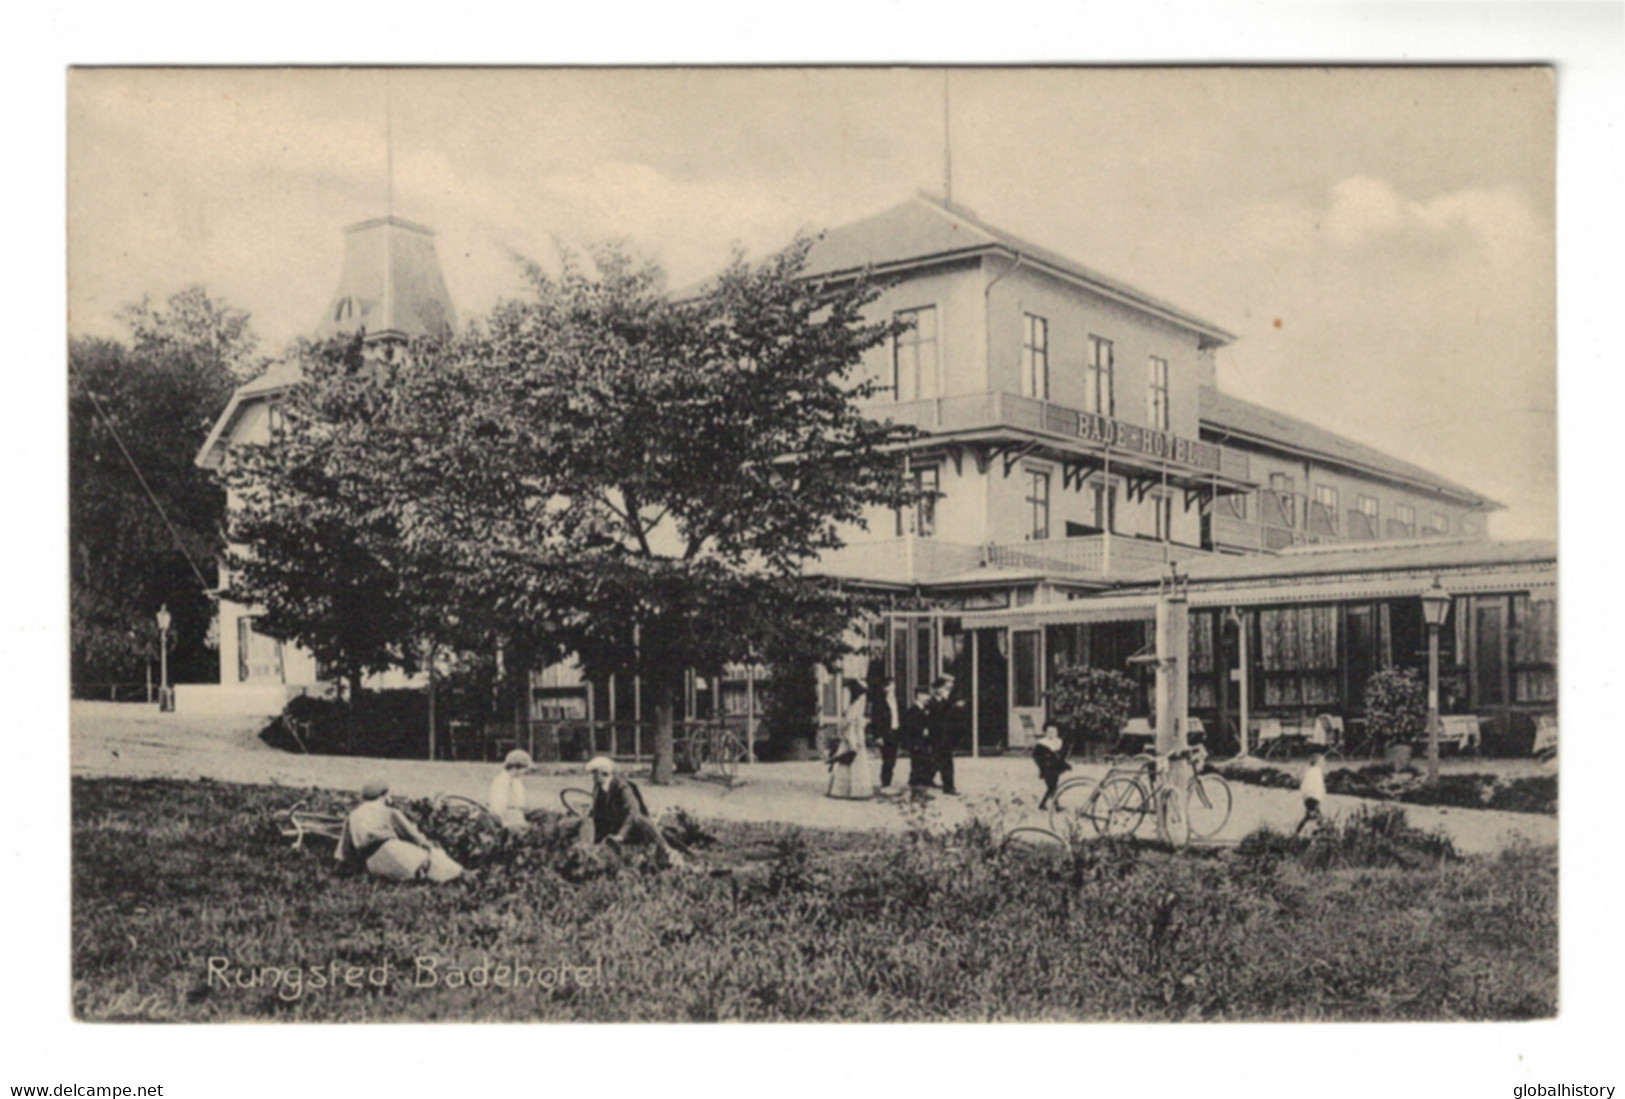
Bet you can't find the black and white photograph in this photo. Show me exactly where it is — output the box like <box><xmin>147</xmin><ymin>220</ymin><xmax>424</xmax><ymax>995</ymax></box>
<box><xmin>10</xmin><ymin>5</ymin><xmax>1623</xmax><ymax>1092</ymax></box>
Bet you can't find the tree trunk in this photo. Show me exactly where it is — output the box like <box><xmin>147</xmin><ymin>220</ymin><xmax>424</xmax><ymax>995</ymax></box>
<box><xmin>347</xmin><ymin>666</ymin><xmax>363</xmax><ymax>755</ymax></box>
<box><xmin>650</xmin><ymin>677</ymin><xmax>677</xmax><ymax>785</ymax></box>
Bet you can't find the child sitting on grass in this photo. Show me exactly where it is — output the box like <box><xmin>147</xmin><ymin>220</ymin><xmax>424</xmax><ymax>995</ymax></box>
<box><xmin>1032</xmin><ymin>724</ymin><xmax>1072</xmax><ymax>810</ymax></box>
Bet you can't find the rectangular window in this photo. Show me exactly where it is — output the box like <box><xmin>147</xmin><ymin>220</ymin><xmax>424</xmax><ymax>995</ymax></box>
<box><xmin>1086</xmin><ymin>335</ymin><xmax>1115</xmax><ymax>416</ymax></box>
<box><xmin>1396</xmin><ymin>503</ymin><xmax>1416</xmax><ymax>535</ymax></box>
<box><xmin>1432</xmin><ymin>512</ymin><xmax>1450</xmax><ymax>535</ymax></box>
<box><xmin>1153</xmin><ymin>493</ymin><xmax>1173</xmax><ymax>540</ymax></box>
<box><xmin>1092</xmin><ymin>480</ymin><xmax>1118</xmax><ymax>532</ymax></box>
<box><xmin>1312</xmin><ymin>485</ymin><xmax>1340</xmax><ymax>535</ymax></box>
<box><xmin>1268</xmin><ymin>472</ymin><xmax>1297</xmax><ymax>528</ymax></box>
<box><xmin>896</xmin><ymin>464</ymin><xmax>940</xmax><ymax>537</ymax></box>
<box><xmin>1358</xmin><ymin>494</ymin><xmax>1378</xmax><ymax>519</ymax></box>
<box><xmin>1022</xmin><ymin>313</ymin><xmax>1049</xmax><ymax>399</ymax></box>
<box><xmin>1013</xmin><ymin>629</ymin><xmax>1042</xmax><ymax>708</ymax></box>
<box><xmin>1221</xmin><ymin>492</ymin><xmax>1248</xmax><ymax>520</ymax></box>
<box><xmin>1026</xmin><ymin>468</ymin><xmax>1051</xmax><ymax>541</ymax></box>
<box><xmin>1147</xmin><ymin>356</ymin><xmax>1170</xmax><ymax>430</ymax></box>
<box><xmin>892</xmin><ymin>306</ymin><xmax>938</xmax><ymax>402</ymax></box>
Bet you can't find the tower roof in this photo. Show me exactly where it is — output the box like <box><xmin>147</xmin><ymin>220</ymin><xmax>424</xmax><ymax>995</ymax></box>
<box><xmin>315</xmin><ymin>215</ymin><xmax>457</xmax><ymax>343</ymax></box>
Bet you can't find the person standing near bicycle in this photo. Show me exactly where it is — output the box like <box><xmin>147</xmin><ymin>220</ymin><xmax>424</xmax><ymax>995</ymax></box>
<box><xmin>1294</xmin><ymin>752</ymin><xmax>1327</xmax><ymax>835</ymax></box>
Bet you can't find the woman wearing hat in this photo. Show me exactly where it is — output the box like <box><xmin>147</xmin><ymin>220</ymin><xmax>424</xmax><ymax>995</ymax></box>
<box><xmin>826</xmin><ymin>679</ymin><xmax>874</xmax><ymax>800</ymax></box>
<box><xmin>487</xmin><ymin>749</ymin><xmax>538</xmax><ymax>829</ymax></box>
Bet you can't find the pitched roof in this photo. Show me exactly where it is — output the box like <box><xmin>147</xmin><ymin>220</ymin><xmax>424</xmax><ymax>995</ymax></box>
<box><xmin>801</xmin><ymin>194</ymin><xmax>1236</xmax><ymax>346</ymax></box>
<box><xmin>1199</xmin><ymin>386</ymin><xmax>1501</xmax><ymax>509</ymax></box>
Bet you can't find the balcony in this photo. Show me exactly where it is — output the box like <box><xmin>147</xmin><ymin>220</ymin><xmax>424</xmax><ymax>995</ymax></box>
<box><xmin>813</xmin><ymin>533</ymin><xmax>1221</xmax><ymax>586</ymax></box>
<box><xmin>868</xmin><ymin>391</ymin><xmax>1251</xmax><ymax>483</ymax></box>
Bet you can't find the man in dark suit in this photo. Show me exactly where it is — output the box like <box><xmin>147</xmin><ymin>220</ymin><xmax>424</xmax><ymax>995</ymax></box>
<box><xmin>900</xmin><ymin>685</ymin><xmax>935</xmax><ymax>796</ymax></box>
<box><xmin>870</xmin><ymin>676</ymin><xmax>902</xmax><ymax>789</ymax></box>
<box><xmin>926</xmin><ymin>676</ymin><xmax>965</xmax><ymax>796</ymax></box>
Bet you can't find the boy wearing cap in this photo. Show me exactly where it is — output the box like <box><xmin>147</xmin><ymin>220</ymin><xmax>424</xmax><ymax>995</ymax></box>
<box><xmin>1295</xmin><ymin>753</ymin><xmax>1327</xmax><ymax>836</ymax></box>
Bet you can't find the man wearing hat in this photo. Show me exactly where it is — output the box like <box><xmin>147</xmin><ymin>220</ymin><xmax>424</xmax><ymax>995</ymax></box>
<box><xmin>488</xmin><ymin>749</ymin><xmax>541</xmax><ymax>829</ymax></box>
<box><xmin>337</xmin><ymin>777</ymin><xmax>460</xmax><ymax>881</ymax></box>
<box><xmin>576</xmin><ymin>756</ymin><xmax>684</xmax><ymax>867</ymax></box>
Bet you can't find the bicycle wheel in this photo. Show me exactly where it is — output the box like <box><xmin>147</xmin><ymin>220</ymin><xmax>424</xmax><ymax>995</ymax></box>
<box><xmin>1002</xmin><ymin>826</ymin><xmax>1068</xmax><ymax>852</ymax></box>
<box><xmin>1086</xmin><ymin>775</ymin><xmax>1148</xmax><ymax>837</ymax></box>
<box><xmin>713</xmin><ymin>733</ymin><xmax>744</xmax><ymax>783</ymax></box>
<box><xmin>1156</xmin><ymin>786</ymin><xmax>1191</xmax><ymax>848</ymax></box>
<box><xmin>433</xmin><ymin>794</ymin><xmax>500</xmax><ymax>823</ymax></box>
<box><xmin>1048</xmin><ymin>777</ymin><xmax>1097</xmax><ymax>835</ymax></box>
<box><xmin>1185</xmin><ymin>773</ymin><xmax>1233</xmax><ymax>840</ymax></box>
<box><xmin>559</xmin><ymin>787</ymin><xmax>593</xmax><ymax>817</ymax></box>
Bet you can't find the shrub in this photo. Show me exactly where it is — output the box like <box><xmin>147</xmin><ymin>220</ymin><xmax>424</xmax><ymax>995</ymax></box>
<box><xmin>1490</xmin><ymin>775</ymin><xmax>1557</xmax><ymax>815</ymax></box>
<box><xmin>1364</xmin><ymin>666</ymin><xmax>1426</xmax><ymax>752</ymax></box>
<box><xmin>1047</xmin><ymin>665</ymin><xmax>1137</xmax><ymax>745</ymax></box>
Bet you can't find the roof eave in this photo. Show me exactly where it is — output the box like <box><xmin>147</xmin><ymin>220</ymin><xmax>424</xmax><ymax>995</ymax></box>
<box><xmin>1200</xmin><ymin>420</ymin><xmax>1503</xmax><ymax>510</ymax></box>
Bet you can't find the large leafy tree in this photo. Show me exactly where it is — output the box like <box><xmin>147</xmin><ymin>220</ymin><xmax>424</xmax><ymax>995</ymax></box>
<box><xmin>69</xmin><ymin>287</ymin><xmax>262</xmax><ymax>690</ymax></box>
<box><xmin>223</xmin><ymin>335</ymin><xmax>438</xmax><ymax>703</ymax></box>
<box><xmin>221</xmin><ymin>237</ymin><xmax>918</xmax><ymax>779</ymax></box>
<box><xmin>448</xmin><ymin>238</ymin><xmax>919</xmax><ymax>780</ymax></box>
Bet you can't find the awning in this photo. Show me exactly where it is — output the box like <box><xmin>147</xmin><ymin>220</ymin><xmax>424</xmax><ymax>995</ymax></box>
<box><xmin>961</xmin><ymin>566</ymin><xmax>1556</xmax><ymax>631</ymax></box>
<box><xmin>962</xmin><ymin>595</ymin><xmax>1157</xmax><ymax>630</ymax></box>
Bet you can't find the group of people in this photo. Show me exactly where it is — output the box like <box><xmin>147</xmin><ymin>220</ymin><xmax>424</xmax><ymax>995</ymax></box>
<box><xmin>824</xmin><ymin>674</ymin><xmax>966</xmax><ymax>800</ymax></box>
<box><xmin>336</xmin><ymin>750</ymin><xmax>684</xmax><ymax>883</ymax></box>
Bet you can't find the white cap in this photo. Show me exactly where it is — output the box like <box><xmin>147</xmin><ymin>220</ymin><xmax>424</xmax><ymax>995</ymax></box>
<box><xmin>585</xmin><ymin>756</ymin><xmax>617</xmax><ymax>775</ymax></box>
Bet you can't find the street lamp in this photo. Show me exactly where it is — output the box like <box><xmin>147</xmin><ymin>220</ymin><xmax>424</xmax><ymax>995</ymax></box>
<box><xmin>156</xmin><ymin>604</ymin><xmax>174</xmax><ymax>713</ymax></box>
<box><xmin>1419</xmin><ymin>578</ymin><xmax>1451</xmax><ymax>784</ymax></box>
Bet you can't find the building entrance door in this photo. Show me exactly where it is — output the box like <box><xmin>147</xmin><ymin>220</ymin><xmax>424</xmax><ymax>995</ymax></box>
<box><xmin>1472</xmin><ymin>598</ymin><xmax>1510</xmax><ymax>708</ymax></box>
<box><xmin>1009</xmin><ymin>628</ymin><xmax>1045</xmax><ymax>748</ymax></box>
<box><xmin>974</xmin><ymin>628</ymin><xmax>1008</xmax><ymax>752</ymax></box>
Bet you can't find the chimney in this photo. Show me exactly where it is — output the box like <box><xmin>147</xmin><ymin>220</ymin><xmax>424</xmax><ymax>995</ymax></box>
<box><xmin>316</xmin><ymin>216</ymin><xmax>457</xmax><ymax>345</ymax></box>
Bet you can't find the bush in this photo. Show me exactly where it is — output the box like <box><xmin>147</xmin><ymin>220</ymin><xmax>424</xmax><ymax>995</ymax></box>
<box><xmin>1364</xmin><ymin>666</ymin><xmax>1426</xmax><ymax>751</ymax></box>
<box><xmin>263</xmin><ymin>690</ymin><xmax>437</xmax><ymax>758</ymax></box>
<box><xmin>1047</xmin><ymin>665</ymin><xmax>1137</xmax><ymax>745</ymax></box>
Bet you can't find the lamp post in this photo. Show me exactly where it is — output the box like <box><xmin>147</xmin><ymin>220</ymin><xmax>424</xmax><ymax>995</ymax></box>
<box><xmin>156</xmin><ymin>604</ymin><xmax>173</xmax><ymax>713</ymax></box>
<box><xmin>1419</xmin><ymin>578</ymin><xmax>1451</xmax><ymax>784</ymax></box>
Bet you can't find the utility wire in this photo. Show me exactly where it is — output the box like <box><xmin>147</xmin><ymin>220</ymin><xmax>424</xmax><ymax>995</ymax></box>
<box><xmin>77</xmin><ymin>383</ymin><xmax>215</xmax><ymax>595</ymax></box>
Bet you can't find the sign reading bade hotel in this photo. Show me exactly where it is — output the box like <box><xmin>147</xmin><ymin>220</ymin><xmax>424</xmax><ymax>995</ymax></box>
<box><xmin>1055</xmin><ymin>406</ymin><xmax>1224</xmax><ymax>473</ymax></box>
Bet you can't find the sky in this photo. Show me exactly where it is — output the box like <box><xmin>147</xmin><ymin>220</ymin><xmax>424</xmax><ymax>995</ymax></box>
<box><xmin>68</xmin><ymin>66</ymin><xmax>1556</xmax><ymax>538</ymax></box>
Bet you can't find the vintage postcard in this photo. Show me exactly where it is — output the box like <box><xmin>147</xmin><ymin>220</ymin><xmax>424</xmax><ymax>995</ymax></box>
<box><xmin>49</xmin><ymin>64</ymin><xmax>1594</xmax><ymax>1099</ymax></box>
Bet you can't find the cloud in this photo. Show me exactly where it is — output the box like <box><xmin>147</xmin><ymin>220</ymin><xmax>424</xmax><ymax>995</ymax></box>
<box><xmin>1326</xmin><ymin>177</ymin><xmax>1540</xmax><ymax>268</ymax></box>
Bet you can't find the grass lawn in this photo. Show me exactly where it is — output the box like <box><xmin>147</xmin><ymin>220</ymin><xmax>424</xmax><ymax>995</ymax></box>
<box><xmin>72</xmin><ymin>777</ymin><xmax>1556</xmax><ymax>1022</ymax></box>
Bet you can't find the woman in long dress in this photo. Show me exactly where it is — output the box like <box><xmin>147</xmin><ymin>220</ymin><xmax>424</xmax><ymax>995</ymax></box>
<box><xmin>826</xmin><ymin>679</ymin><xmax>874</xmax><ymax>800</ymax></box>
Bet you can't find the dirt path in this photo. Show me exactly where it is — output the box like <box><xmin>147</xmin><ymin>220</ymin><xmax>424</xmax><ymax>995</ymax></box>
<box><xmin>70</xmin><ymin>702</ymin><xmax>1557</xmax><ymax>855</ymax></box>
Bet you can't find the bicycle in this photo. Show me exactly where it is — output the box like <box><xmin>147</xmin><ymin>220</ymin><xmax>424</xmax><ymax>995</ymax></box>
<box><xmin>676</xmin><ymin>723</ymin><xmax>749</xmax><ymax>785</ymax></box>
<box><xmin>1051</xmin><ymin>745</ymin><xmax>1232</xmax><ymax>846</ymax></box>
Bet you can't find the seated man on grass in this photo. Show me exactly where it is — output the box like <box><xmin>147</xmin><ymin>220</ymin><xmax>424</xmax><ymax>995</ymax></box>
<box><xmin>572</xmin><ymin>756</ymin><xmax>686</xmax><ymax>868</ymax></box>
<box><xmin>337</xmin><ymin>777</ymin><xmax>461</xmax><ymax>882</ymax></box>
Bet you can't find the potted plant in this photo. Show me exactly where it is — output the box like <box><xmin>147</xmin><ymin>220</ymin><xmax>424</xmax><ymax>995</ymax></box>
<box><xmin>1363</xmin><ymin>666</ymin><xmax>1426</xmax><ymax>768</ymax></box>
<box><xmin>1046</xmin><ymin>665</ymin><xmax>1137</xmax><ymax>761</ymax></box>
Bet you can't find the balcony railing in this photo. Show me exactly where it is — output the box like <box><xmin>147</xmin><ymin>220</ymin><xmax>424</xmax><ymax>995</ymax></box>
<box><xmin>869</xmin><ymin>391</ymin><xmax>1249</xmax><ymax>480</ymax></box>
<box><xmin>815</xmin><ymin>533</ymin><xmax>1221</xmax><ymax>584</ymax></box>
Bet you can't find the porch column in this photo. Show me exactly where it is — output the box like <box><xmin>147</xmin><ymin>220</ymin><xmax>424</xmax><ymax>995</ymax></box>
<box><xmin>970</xmin><ymin>629</ymin><xmax>980</xmax><ymax>758</ymax></box>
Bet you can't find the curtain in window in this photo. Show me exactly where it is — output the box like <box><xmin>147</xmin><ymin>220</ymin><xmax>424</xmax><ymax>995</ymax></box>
<box><xmin>1188</xmin><ymin>612</ymin><xmax>1215</xmax><ymax>673</ymax></box>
